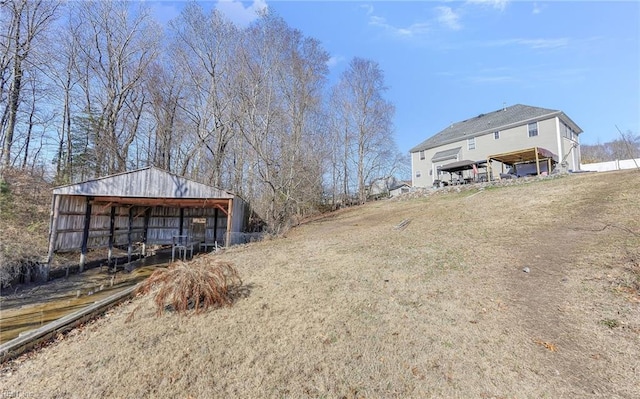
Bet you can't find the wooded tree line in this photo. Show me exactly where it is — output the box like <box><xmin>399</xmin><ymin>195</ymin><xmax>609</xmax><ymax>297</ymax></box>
<box><xmin>0</xmin><ymin>1</ymin><xmax>404</xmax><ymax>232</ymax></box>
<box><xmin>580</xmin><ymin>131</ymin><xmax>640</xmax><ymax>164</ymax></box>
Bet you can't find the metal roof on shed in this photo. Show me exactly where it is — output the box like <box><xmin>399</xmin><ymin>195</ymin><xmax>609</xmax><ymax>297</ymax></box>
<box><xmin>52</xmin><ymin>166</ymin><xmax>234</xmax><ymax>199</ymax></box>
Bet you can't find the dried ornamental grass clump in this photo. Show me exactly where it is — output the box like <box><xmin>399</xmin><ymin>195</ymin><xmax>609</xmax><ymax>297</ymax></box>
<box><xmin>136</xmin><ymin>258</ymin><xmax>242</xmax><ymax>315</ymax></box>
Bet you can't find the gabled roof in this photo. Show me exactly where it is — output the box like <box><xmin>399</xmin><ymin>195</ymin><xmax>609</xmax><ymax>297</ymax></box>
<box><xmin>52</xmin><ymin>166</ymin><xmax>234</xmax><ymax>200</ymax></box>
<box><xmin>410</xmin><ymin>104</ymin><xmax>583</xmax><ymax>153</ymax></box>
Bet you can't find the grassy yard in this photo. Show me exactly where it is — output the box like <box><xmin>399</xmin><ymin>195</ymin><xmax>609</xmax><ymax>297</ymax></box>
<box><xmin>1</xmin><ymin>170</ymin><xmax>639</xmax><ymax>398</ymax></box>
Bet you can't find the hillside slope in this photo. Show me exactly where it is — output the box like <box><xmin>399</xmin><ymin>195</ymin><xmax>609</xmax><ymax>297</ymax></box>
<box><xmin>1</xmin><ymin>170</ymin><xmax>639</xmax><ymax>398</ymax></box>
<box><xmin>0</xmin><ymin>169</ymin><xmax>51</xmax><ymax>287</ymax></box>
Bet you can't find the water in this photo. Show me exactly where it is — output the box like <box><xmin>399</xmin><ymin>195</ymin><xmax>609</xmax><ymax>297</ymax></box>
<box><xmin>0</xmin><ymin>254</ymin><xmax>171</xmax><ymax>344</ymax></box>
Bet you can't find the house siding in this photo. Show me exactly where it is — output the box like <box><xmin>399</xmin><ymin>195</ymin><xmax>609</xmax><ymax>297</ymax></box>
<box><xmin>412</xmin><ymin>115</ymin><xmax>581</xmax><ymax>187</ymax></box>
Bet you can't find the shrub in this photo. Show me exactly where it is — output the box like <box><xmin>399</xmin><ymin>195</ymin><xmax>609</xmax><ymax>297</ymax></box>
<box><xmin>136</xmin><ymin>257</ymin><xmax>242</xmax><ymax>315</ymax></box>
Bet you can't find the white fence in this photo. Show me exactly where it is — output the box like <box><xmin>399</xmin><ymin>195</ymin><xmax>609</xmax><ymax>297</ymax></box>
<box><xmin>580</xmin><ymin>158</ymin><xmax>640</xmax><ymax>172</ymax></box>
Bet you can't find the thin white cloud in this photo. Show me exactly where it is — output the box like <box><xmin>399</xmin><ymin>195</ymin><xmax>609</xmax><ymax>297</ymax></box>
<box><xmin>466</xmin><ymin>0</ymin><xmax>509</xmax><ymax>12</ymax></box>
<box><xmin>464</xmin><ymin>65</ymin><xmax>587</xmax><ymax>86</ymax></box>
<box><xmin>484</xmin><ymin>37</ymin><xmax>570</xmax><ymax>49</ymax></box>
<box><xmin>532</xmin><ymin>2</ymin><xmax>544</xmax><ymax>15</ymax></box>
<box><xmin>365</xmin><ymin>5</ymin><xmax>430</xmax><ymax>38</ymax></box>
<box><xmin>327</xmin><ymin>55</ymin><xmax>345</xmax><ymax>69</ymax></box>
<box><xmin>435</xmin><ymin>6</ymin><xmax>462</xmax><ymax>30</ymax></box>
<box><xmin>469</xmin><ymin>75</ymin><xmax>518</xmax><ymax>84</ymax></box>
<box><xmin>215</xmin><ymin>0</ymin><xmax>267</xmax><ymax>27</ymax></box>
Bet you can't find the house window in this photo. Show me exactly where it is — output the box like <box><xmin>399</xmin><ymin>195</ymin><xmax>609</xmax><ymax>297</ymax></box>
<box><xmin>415</xmin><ymin>170</ymin><xmax>421</xmax><ymax>178</ymax></box>
<box><xmin>528</xmin><ymin>122</ymin><xmax>538</xmax><ymax>137</ymax></box>
<box><xmin>494</xmin><ymin>131</ymin><xmax>500</xmax><ymax>140</ymax></box>
<box><xmin>467</xmin><ymin>137</ymin><xmax>476</xmax><ymax>150</ymax></box>
<box><xmin>419</xmin><ymin>150</ymin><xmax>425</xmax><ymax>160</ymax></box>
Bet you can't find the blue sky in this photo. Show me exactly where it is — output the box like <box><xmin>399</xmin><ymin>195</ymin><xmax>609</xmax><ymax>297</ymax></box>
<box><xmin>151</xmin><ymin>1</ymin><xmax>640</xmax><ymax>154</ymax></box>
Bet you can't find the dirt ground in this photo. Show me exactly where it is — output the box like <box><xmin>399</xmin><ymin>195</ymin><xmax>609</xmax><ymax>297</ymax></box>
<box><xmin>1</xmin><ymin>170</ymin><xmax>639</xmax><ymax>398</ymax></box>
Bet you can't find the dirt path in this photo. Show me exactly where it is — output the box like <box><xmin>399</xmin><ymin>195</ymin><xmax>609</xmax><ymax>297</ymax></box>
<box><xmin>505</xmin><ymin>176</ymin><xmax>638</xmax><ymax>397</ymax></box>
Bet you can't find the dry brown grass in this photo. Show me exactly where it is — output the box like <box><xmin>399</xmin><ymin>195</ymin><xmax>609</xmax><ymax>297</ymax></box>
<box><xmin>0</xmin><ymin>168</ymin><xmax>51</xmax><ymax>287</ymax></box>
<box><xmin>1</xmin><ymin>170</ymin><xmax>639</xmax><ymax>398</ymax></box>
<box><xmin>136</xmin><ymin>257</ymin><xmax>242</xmax><ymax>315</ymax></box>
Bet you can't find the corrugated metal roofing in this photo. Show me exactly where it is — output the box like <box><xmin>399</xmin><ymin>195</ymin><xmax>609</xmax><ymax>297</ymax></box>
<box><xmin>52</xmin><ymin>167</ymin><xmax>234</xmax><ymax>199</ymax></box>
<box><xmin>410</xmin><ymin>104</ymin><xmax>582</xmax><ymax>153</ymax></box>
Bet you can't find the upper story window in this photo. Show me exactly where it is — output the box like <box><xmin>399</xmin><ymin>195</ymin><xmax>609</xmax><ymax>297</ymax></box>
<box><xmin>528</xmin><ymin>122</ymin><xmax>538</xmax><ymax>137</ymax></box>
<box><xmin>494</xmin><ymin>131</ymin><xmax>500</xmax><ymax>140</ymax></box>
<box><xmin>419</xmin><ymin>150</ymin><xmax>425</xmax><ymax>160</ymax></box>
<box><xmin>562</xmin><ymin>122</ymin><xmax>577</xmax><ymax>141</ymax></box>
<box><xmin>467</xmin><ymin>137</ymin><xmax>476</xmax><ymax>150</ymax></box>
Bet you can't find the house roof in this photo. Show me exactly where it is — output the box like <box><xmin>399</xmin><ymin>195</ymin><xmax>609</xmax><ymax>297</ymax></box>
<box><xmin>410</xmin><ymin>104</ymin><xmax>583</xmax><ymax>153</ymax></box>
<box><xmin>432</xmin><ymin>147</ymin><xmax>461</xmax><ymax>162</ymax></box>
<box><xmin>52</xmin><ymin>166</ymin><xmax>235</xmax><ymax>205</ymax></box>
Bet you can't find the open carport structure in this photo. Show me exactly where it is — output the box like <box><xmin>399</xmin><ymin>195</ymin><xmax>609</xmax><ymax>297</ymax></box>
<box><xmin>487</xmin><ymin>147</ymin><xmax>558</xmax><ymax>180</ymax></box>
<box><xmin>43</xmin><ymin>167</ymin><xmax>248</xmax><ymax>280</ymax></box>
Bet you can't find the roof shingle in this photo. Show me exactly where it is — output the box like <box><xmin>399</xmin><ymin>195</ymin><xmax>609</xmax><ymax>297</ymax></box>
<box><xmin>410</xmin><ymin>104</ymin><xmax>563</xmax><ymax>153</ymax></box>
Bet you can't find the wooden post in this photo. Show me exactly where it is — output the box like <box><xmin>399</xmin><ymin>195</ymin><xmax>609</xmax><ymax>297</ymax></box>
<box><xmin>127</xmin><ymin>206</ymin><xmax>134</xmax><ymax>264</ymax></box>
<box><xmin>213</xmin><ymin>207</ymin><xmax>219</xmax><ymax>243</ymax></box>
<box><xmin>225</xmin><ymin>199</ymin><xmax>233</xmax><ymax>247</ymax></box>
<box><xmin>179</xmin><ymin>208</ymin><xmax>184</xmax><ymax>237</ymax></box>
<box><xmin>107</xmin><ymin>206</ymin><xmax>116</xmax><ymax>264</ymax></box>
<box><xmin>44</xmin><ymin>194</ymin><xmax>61</xmax><ymax>282</ymax></box>
<box><xmin>547</xmin><ymin>158</ymin><xmax>552</xmax><ymax>174</ymax></box>
<box><xmin>142</xmin><ymin>207</ymin><xmax>151</xmax><ymax>257</ymax></box>
<box><xmin>535</xmin><ymin>147</ymin><xmax>541</xmax><ymax>176</ymax></box>
<box><xmin>79</xmin><ymin>197</ymin><xmax>93</xmax><ymax>272</ymax></box>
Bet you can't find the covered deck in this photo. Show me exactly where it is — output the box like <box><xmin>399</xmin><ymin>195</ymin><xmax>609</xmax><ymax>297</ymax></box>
<box><xmin>487</xmin><ymin>147</ymin><xmax>558</xmax><ymax>180</ymax></box>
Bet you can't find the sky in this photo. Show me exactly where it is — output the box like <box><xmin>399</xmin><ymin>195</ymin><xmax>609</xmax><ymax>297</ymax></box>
<box><xmin>150</xmin><ymin>0</ymin><xmax>640</xmax><ymax>155</ymax></box>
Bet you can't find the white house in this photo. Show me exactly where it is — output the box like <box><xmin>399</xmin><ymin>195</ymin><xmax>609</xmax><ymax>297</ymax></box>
<box><xmin>410</xmin><ymin>104</ymin><xmax>583</xmax><ymax>187</ymax></box>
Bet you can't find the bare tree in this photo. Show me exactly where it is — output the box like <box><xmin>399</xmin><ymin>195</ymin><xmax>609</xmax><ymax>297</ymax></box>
<box><xmin>0</xmin><ymin>0</ymin><xmax>59</xmax><ymax>168</ymax></box>
<box><xmin>169</xmin><ymin>3</ymin><xmax>238</xmax><ymax>185</ymax></box>
<box><xmin>143</xmin><ymin>60</ymin><xmax>183</xmax><ymax>171</ymax></box>
<box><xmin>235</xmin><ymin>13</ymin><xmax>329</xmax><ymax>232</ymax></box>
<box><xmin>71</xmin><ymin>0</ymin><xmax>160</xmax><ymax>175</ymax></box>
<box><xmin>331</xmin><ymin>57</ymin><xmax>395</xmax><ymax>204</ymax></box>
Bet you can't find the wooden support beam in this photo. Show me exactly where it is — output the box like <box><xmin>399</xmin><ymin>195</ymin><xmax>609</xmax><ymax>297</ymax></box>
<box><xmin>225</xmin><ymin>199</ymin><xmax>233</xmax><ymax>247</ymax></box>
<box><xmin>44</xmin><ymin>194</ymin><xmax>61</xmax><ymax>282</ymax></box>
<box><xmin>127</xmin><ymin>207</ymin><xmax>134</xmax><ymax>264</ymax></box>
<box><xmin>142</xmin><ymin>207</ymin><xmax>151</xmax><ymax>257</ymax></box>
<box><xmin>213</xmin><ymin>207</ymin><xmax>219</xmax><ymax>243</ymax></box>
<box><xmin>79</xmin><ymin>197</ymin><xmax>93</xmax><ymax>272</ymax></box>
<box><xmin>535</xmin><ymin>147</ymin><xmax>541</xmax><ymax>176</ymax></box>
<box><xmin>107</xmin><ymin>206</ymin><xmax>116</xmax><ymax>264</ymax></box>
<box><xmin>90</xmin><ymin>196</ymin><xmax>230</xmax><ymax>209</ymax></box>
<box><xmin>179</xmin><ymin>208</ymin><xmax>184</xmax><ymax>237</ymax></box>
